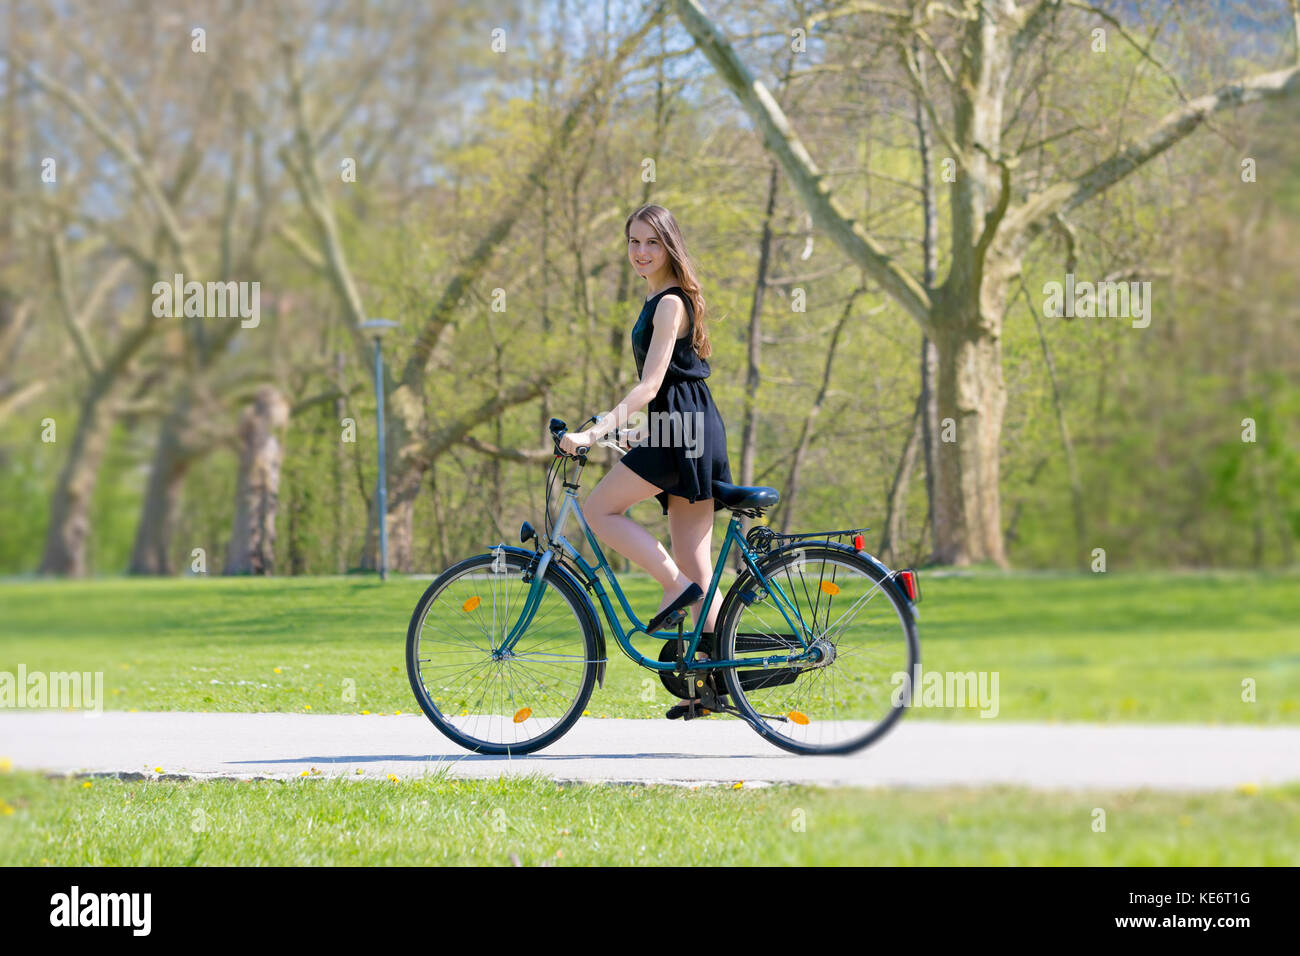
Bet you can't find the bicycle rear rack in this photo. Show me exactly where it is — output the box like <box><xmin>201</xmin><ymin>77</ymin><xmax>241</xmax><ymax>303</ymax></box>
<box><xmin>745</xmin><ymin>524</ymin><xmax>872</xmax><ymax>555</ymax></box>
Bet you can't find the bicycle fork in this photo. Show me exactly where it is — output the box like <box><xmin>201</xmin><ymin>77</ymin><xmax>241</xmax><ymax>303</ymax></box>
<box><xmin>490</xmin><ymin>546</ymin><xmax>552</xmax><ymax>658</ymax></box>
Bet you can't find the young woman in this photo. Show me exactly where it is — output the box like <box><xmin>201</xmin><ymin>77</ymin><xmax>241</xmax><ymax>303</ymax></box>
<box><xmin>558</xmin><ymin>203</ymin><xmax>734</xmax><ymax>717</ymax></box>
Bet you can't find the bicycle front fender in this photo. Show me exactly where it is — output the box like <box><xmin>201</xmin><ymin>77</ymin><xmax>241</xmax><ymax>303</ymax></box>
<box><xmin>491</xmin><ymin>543</ymin><xmax>608</xmax><ymax>689</ymax></box>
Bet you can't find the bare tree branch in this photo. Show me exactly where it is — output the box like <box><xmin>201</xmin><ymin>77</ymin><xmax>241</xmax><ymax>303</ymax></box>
<box><xmin>1292</xmin><ymin>0</ymin><xmax>1300</xmax><ymax>65</ymax></box>
<box><xmin>672</xmin><ymin>0</ymin><xmax>933</xmax><ymax>331</ymax></box>
<box><xmin>460</xmin><ymin>434</ymin><xmax>555</xmax><ymax>465</ymax></box>
<box><xmin>401</xmin><ymin>3</ymin><xmax>668</xmax><ymax>386</ymax></box>
<box><xmin>1010</xmin><ymin>0</ymin><xmax>1063</xmax><ymax>67</ymax></box>
<box><xmin>21</xmin><ymin>59</ymin><xmax>197</xmax><ymax>277</ymax></box>
<box><xmin>274</xmin><ymin>222</ymin><xmax>329</xmax><ymax>274</ymax></box>
<box><xmin>1065</xmin><ymin>0</ymin><xmax>1192</xmax><ymax>103</ymax></box>
<box><xmin>1003</xmin><ymin>65</ymin><xmax>1300</xmax><ymax>242</ymax></box>
<box><xmin>48</xmin><ymin>233</ymin><xmax>132</xmax><ymax>375</ymax></box>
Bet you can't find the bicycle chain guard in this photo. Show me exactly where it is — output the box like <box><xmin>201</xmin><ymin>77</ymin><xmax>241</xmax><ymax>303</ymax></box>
<box><xmin>656</xmin><ymin>630</ymin><xmax>730</xmax><ymax>701</ymax></box>
<box><xmin>657</xmin><ymin>632</ymin><xmax>699</xmax><ymax>699</ymax></box>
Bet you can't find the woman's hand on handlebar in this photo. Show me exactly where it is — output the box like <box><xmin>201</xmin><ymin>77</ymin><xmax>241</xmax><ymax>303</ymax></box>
<box><xmin>558</xmin><ymin>429</ymin><xmax>593</xmax><ymax>457</ymax></box>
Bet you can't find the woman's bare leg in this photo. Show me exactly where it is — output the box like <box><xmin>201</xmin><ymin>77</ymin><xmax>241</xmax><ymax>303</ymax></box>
<box><xmin>667</xmin><ymin>494</ymin><xmax>723</xmax><ymax>631</ymax></box>
<box><xmin>665</xmin><ymin>494</ymin><xmax>724</xmax><ymax>706</ymax></box>
<box><xmin>585</xmin><ymin>461</ymin><xmax>690</xmax><ymax>606</ymax></box>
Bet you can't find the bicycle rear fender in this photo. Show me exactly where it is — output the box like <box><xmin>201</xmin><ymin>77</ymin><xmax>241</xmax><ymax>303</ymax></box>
<box><xmin>493</xmin><ymin>543</ymin><xmax>608</xmax><ymax>689</ymax></box>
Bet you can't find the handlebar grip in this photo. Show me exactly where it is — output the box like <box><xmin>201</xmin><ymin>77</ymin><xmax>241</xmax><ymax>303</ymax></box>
<box><xmin>549</xmin><ymin>418</ymin><xmax>590</xmax><ymax>460</ymax></box>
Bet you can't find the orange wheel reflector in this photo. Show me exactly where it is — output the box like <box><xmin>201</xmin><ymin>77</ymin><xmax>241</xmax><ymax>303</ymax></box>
<box><xmin>819</xmin><ymin>580</ymin><xmax>840</xmax><ymax>595</ymax></box>
<box><xmin>462</xmin><ymin>596</ymin><xmax>481</xmax><ymax>612</ymax></box>
<box><xmin>512</xmin><ymin>708</ymin><xmax>532</xmax><ymax>723</ymax></box>
<box><xmin>787</xmin><ymin>711</ymin><xmax>810</xmax><ymax>725</ymax></box>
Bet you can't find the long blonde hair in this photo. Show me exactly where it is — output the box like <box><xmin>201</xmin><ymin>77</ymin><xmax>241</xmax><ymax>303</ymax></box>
<box><xmin>624</xmin><ymin>204</ymin><xmax>713</xmax><ymax>359</ymax></box>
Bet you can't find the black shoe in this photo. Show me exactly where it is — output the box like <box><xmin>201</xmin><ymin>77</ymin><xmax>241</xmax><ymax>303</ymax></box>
<box><xmin>666</xmin><ymin>700</ymin><xmax>718</xmax><ymax>720</ymax></box>
<box><xmin>645</xmin><ymin>582</ymin><xmax>703</xmax><ymax>633</ymax></box>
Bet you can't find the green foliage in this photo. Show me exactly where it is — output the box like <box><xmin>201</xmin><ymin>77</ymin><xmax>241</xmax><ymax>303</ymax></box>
<box><xmin>4</xmin><ymin>5</ymin><xmax>1297</xmax><ymax>575</ymax></box>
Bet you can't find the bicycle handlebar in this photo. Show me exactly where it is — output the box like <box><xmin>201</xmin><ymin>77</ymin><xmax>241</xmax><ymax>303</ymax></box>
<box><xmin>549</xmin><ymin>417</ymin><xmax>592</xmax><ymax>461</ymax></box>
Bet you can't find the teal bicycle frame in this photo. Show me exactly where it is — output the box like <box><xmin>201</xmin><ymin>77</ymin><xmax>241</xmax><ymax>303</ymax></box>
<box><xmin>495</xmin><ymin>460</ymin><xmax>816</xmax><ymax>677</ymax></box>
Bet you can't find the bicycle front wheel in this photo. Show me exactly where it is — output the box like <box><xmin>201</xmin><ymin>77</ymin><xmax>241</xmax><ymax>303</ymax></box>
<box><xmin>714</xmin><ymin>544</ymin><xmax>919</xmax><ymax>755</ymax></box>
<box><xmin>406</xmin><ymin>549</ymin><xmax>600</xmax><ymax>755</ymax></box>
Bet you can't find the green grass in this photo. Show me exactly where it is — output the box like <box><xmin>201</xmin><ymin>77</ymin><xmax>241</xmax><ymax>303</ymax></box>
<box><xmin>1</xmin><ymin>769</ymin><xmax>1296</xmax><ymax>865</ymax></box>
<box><xmin>1</xmin><ymin>569</ymin><xmax>1297</xmax><ymax>722</ymax></box>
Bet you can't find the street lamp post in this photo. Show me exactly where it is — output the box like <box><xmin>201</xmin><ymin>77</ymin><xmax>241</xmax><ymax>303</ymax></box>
<box><xmin>359</xmin><ymin>319</ymin><xmax>399</xmax><ymax>580</ymax></box>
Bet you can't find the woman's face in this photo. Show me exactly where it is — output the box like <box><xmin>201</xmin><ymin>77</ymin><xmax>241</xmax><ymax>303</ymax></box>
<box><xmin>627</xmin><ymin>219</ymin><xmax>669</xmax><ymax>280</ymax></box>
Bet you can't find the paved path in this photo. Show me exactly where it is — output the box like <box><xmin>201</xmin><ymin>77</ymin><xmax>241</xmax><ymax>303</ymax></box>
<box><xmin>3</xmin><ymin>712</ymin><xmax>1297</xmax><ymax>790</ymax></box>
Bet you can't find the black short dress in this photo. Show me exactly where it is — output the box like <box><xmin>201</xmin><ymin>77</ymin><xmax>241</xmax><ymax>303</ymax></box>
<box><xmin>620</xmin><ymin>286</ymin><xmax>734</xmax><ymax>516</ymax></box>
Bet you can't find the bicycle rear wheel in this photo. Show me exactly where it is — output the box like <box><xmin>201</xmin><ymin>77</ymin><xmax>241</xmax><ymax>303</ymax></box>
<box><xmin>714</xmin><ymin>544</ymin><xmax>919</xmax><ymax>755</ymax></box>
<box><xmin>406</xmin><ymin>549</ymin><xmax>600</xmax><ymax>755</ymax></box>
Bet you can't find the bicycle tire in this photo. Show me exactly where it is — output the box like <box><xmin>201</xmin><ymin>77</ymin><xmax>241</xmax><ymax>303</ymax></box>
<box><xmin>406</xmin><ymin>550</ymin><xmax>600</xmax><ymax>755</ymax></box>
<box><xmin>714</xmin><ymin>544</ymin><xmax>920</xmax><ymax>756</ymax></box>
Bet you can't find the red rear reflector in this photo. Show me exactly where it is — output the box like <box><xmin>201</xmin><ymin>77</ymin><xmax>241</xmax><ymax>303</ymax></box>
<box><xmin>852</xmin><ymin>534</ymin><xmax>865</xmax><ymax>550</ymax></box>
<box><xmin>897</xmin><ymin>570</ymin><xmax>919</xmax><ymax>602</ymax></box>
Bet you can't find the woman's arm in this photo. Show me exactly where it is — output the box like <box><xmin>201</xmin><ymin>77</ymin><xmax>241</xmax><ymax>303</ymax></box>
<box><xmin>584</xmin><ymin>295</ymin><xmax>686</xmax><ymax>444</ymax></box>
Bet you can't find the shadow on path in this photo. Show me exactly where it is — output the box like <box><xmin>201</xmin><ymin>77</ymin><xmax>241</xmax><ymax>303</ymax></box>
<box><xmin>228</xmin><ymin>752</ymin><xmax>777</xmax><ymax>764</ymax></box>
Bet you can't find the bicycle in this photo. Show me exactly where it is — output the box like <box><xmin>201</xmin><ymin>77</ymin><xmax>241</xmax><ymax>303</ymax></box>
<box><xmin>405</xmin><ymin>415</ymin><xmax>922</xmax><ymax>756</ymax></box>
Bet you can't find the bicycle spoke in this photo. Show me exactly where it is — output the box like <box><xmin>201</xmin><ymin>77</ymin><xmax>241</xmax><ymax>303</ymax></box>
<box><xmin>408</xmin><ymin>553</ymin><xmax>595</xmax><ymax>752</ymax></box>
<box><xmin>724</xmin><ymin>549</ymin><xmax>915</xmax><ymax>753</ymax></box>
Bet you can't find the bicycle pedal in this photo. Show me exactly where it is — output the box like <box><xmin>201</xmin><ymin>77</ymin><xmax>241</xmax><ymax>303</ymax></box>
<box><xmin>692</xmin><ymin>678</ymin><xmax>728</xmax><ymax>711</ymax></box>
<box><xmin>680</xmin><ymin>699</ymin><xmax>710</xmax><ymax>720</ymax></box>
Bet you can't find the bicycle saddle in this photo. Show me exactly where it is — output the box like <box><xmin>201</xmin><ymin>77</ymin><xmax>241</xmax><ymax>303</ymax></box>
<box><xmin>711</xmin><ymin>480</ymin><xmax>780</xmax><ymax>510</ymax></box>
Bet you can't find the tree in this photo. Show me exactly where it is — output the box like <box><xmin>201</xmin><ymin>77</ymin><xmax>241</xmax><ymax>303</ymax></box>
<box><xmin>671</xmin><ymin>0</ymin><xmax>1300</xmax><ymax>564</ymax></box>
<box><xmin>21</xmin><ymin>45</ymin><xmax>212</xmax><ymax>574</ymax></box>
<box><xmin>225</xmin><ymin>385</ymin><xmax>291</xmax><ymax>574</ymax></box>
<box><xmin>277</xmin><ymin>5</ymin><xmax>666</xmax><ymax>571</ymax></box>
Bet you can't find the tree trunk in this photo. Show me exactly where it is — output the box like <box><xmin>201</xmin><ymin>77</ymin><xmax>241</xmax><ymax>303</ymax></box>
<box><xmin>735</xmin><ymin>160</ymin><xmax>781</xmax><ymax>568</ymax></box>
<box><xmin>225</xmin><ymin>385</ymin><xmax>290</xmax><ymax>574</ymax></box>
<box><xmin>128</xmin><ymin>389</ymin><xmax>201</xmax><ymax>574</ymax></box>
<box><xmin>740</xmin><ymin>161</ymin><xmax>779</xmax><ymax>490</ymax></box>
<box><xmin>780</xmin><ymin>290</ymin><xmax>859</xmax><ymax>533</ymax></box>
<box><xmin>912</xmin><ymin>41</ymin><xmax>941</xmax><ymax>557</ymax></box>
<box><xmin>39</xmin><ymin>384</ymin><xmax>114</xmax><ymax>576</ymax></box>
<box><xmin>929</xmin><ymin>279</ymin><xmax>1011</xmax><ymax>567</ymax></box>
<box><xmin>919</xmin><ymin>337</ymin><xmax>939</xmax><ymax>551</ymax></box>
<box><xmin>879</xmin><ymin>397</ymin><xmax>923</xmax><ymax>566</ymax></box>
